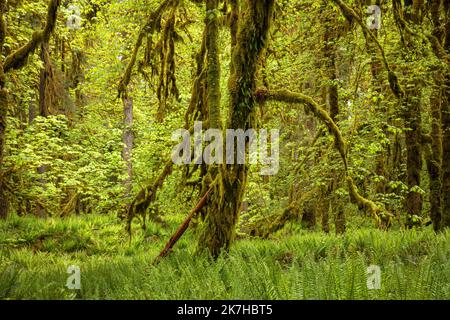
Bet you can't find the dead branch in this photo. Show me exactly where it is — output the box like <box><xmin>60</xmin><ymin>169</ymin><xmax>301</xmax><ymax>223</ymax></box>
<box><xmin>153</xmin><ymin>186</ymin><xmax>213</xmax><ymax>264</ymax></box>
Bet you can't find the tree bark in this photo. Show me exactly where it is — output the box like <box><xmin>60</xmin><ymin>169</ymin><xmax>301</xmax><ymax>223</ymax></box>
<box><xmin>322</xmin><ymin>4</ymin><xmax>345</xmax><ymax>233</ymax></box>
<box><xmin>122</xmin><ymin>96</ymin><xmax>134</xmax><ymax>196</ymax></box>
<box><xmin>440</xmin><ymin>2</ymin><xmax>450</xmax><ymax>228</ymax></box>
<box><xmin>402</xmin><ymin>2</ymin><xmax>424</xmax><ymax>228</ymax></box>
<box><xmin>427</xmin><ymin>72</ymin><xmax>443</xmax><ymax>231</ymax></box>
<box><xmin>403</xmin><ymin>87</ymin><xmax>423</xmax><ymax>227</ymax></box>
<box><xmin>0</xmin><ymin>0</ymin><xmax>8</xmax><ymax>219</ymax></box>
<box><xmin>197</xmin><ymin>0</ymin><xmax>275</xmax><ymax>258</ymax></box>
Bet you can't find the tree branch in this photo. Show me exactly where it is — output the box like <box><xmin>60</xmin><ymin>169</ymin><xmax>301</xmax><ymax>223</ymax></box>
<box><xmin>118</xmin><ymin>0</ymin><xmax>173</xmax><ymax>97</ymax></box>
<box><xmin>260</xmin><ymin>88</ymin><xmax>392</xmax><ymax>226</ymax></box>
<box><xmin>154</xmin><ymin>186</ymin><xmax>213</xmax><ymax>264</ymax></box>
<box><xmin>332</xmin><ymin>0</ymin><xmax>404</xmax><ymax>99</ymax></box>
<box><xmin>261</xmin><ymin>88</ymin><xmax>348</xmax><ymax>170</ymax></box>
<box><xmin>3</xmin><ymin>0</ymin><xmax>61</xmax><ymax>73</ymax></box>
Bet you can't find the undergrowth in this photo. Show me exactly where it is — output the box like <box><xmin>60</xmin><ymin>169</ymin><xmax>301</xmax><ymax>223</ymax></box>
<box><xmin>0</xmin><ymin>214</ymin><xmax>448</xmax><ymax>299</ymax></box>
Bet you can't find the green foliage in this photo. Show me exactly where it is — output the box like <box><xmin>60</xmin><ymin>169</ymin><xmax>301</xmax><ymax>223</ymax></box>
<box><xmin>1</xmin><ymin>0</ymin><xmax>449</xmax><ymax>301</ymax></box>
<box><xmin>4</xmin><ymin>114</ymin><xmax>126</xmax><ymax>215</ymax></box>
<box><xmin>0</xmin><ymin>214</ymin><xmax>448</xmax><ymax>299</ymax></box>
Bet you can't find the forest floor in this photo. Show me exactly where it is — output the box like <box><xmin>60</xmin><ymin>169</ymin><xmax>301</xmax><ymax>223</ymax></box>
<box><xmin>0</xmin><ymin>214</ymin><xmax>448</xmax><ymax>300</ymax></box>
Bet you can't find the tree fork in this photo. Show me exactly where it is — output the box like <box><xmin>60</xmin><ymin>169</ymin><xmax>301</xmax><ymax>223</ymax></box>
<box><xmin>197</xmin><ymin>0</ymin><xmax>275</xmax><ymax>258</ymax></box>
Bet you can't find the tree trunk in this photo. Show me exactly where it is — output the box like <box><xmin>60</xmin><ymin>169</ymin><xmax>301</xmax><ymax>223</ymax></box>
<box><xmin>0</xmin><ymin>0</ymin><xmax>8</xmax><ymax>219</ymax></box>
<box><xmin>39</xmin><ymin>43</ymin><xmax>51</xmax><ymax>117</ymax></box>
<box><xmin>122</xmin><ymin>96</ymin><xmax>133</xmax><ymax>196</ymax></box>
<box><xmin>442</xmin><ymin>72</ymin><xmax>450</xmax><ymax>228</ymax></box>
<box><xmin>0</xmin><ymin>79</ymin><xmax>7</xmax><ymax>219</ymax></box>
<box><xmin>428</xmin><ymin>0</ymin><xmax>449</xmax><ymax>229</ymax></box>
<box><xmin>35</xmin><ymin>41</ymin><xmax>52</xmax><ymax>218</ymax></box>
<box><xmin>402</xmin><ymin>2</ymin><xmax>424</xmax><ymax>228</ymax></box>
<box><xmin>321</xmin><ymin>204</ymin><xmax>330</xmax><ymax>233</ymax></box>
<box><xmin>0</xmin><ymin>0</ymin><xmax>61</xmax><ymax>219</ymax></box>
<box><xmin>335</xmin><ymin>205</ymin><xmax>346</xmax><ymax>234</ymax></box>
<box><xmin>197</xmin><ymin>0</ymin><xmax>275</xmax><ymax>258</ymax></box>
<box><xmin>403</xmin><ymin>86</ymin><xmax>423</xmax><ymax>227</ymax></box>
<box><xmin>441</xmin><ymin>13</ymin><xmax>450</xmax><ymax>228</ymax></box>
<box><xmin>427</xmin><ymin>72</ymin><xmax>443</xmax><ymax>231</ymax></box>
<box><xmin>322</xmin><ymin>5</ymin><xmax>345</xmax><ymax>233</ymax></box>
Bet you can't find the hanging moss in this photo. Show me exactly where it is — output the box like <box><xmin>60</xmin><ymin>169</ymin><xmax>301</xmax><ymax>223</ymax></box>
<box><xmin>197</xmin><ymin>0</ymin><xmax>275</xmax><ymax>258</ymax></box>
<box><xmin>262</xmin><ymin>89</ymin><xmax>348</xmax><ymax>169</ymax></box>
<box><xmin>4</xmin><ymin>0</ymin><xmax>61</xmax><ymax>73</ymax></box>
<box><xmin>39</xmin><ymin>42</ymin><xmax>64</xmax><ymax>116</ymax></box>
<box><xmin>185</xmin><ymin>28</ymin><xmax>207</xmax><ymax>128</ymax></box>
<box><xmin>118</xmin><ymin>0</ymin><xmax>173</xmax><ymax>98</ymax></box>
<box><xmin>125</xmin><ymin>161</ymin><xmax>173</xmax><ymax>236</ymax></box>
<box><xmin>333</xmin><ymin>0</ymin><xmax>404</xmax><ymax>99</ymax></box>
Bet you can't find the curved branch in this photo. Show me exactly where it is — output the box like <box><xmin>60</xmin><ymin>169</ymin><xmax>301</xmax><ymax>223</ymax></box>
<box><xmin>4</xmin><ymin>0</ymin><xmax>61</xmax><ymax>73</ymax></box>
<box><xmin>260</xmin><ymin>88</ymin><xmax>391</xmax><ymax>226</ymax></box>
<box><xmin>261</xmin><ymin>88</ymin><xmax>348</xmax><ymax>170</ymax></box>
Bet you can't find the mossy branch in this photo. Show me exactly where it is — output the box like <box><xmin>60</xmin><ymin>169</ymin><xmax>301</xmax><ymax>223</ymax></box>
<box><xmin>260</xmin><ymin>88</ymin><xmax>391</xmax><ymax>226</ymax></box>
<box><xmin>154</xmin><ymin>186</ymin><xmax>213</xmax><ymax>264</ymax></box>
<box><xmin>126</xmin><ymin>160</ymin><xmax>173</xmax><ymax>234</ymax></box>
<box><xmin>118</xmin><ymin>0</ymin><xmax>173</xmax><ymax>98</ymax></box>
<box><xmin>3</xmin><ymin>0</ymin><xmax>61</xmax><ymax>73</ymax></box>
<box><xmin>125</xmin><ymin>118</ymin><xmax>209</xmax><ymax>235</ymax></box>
<box><xmin>332</xmin><ymin>0</ymin><xmax>404</xmax><ymax>99</ymax></box>
<box><xmin>392</xmin><ymin>0</ymin><xmax>449</xmax><ymax>65</ymax></box>
<box><xmin>261</xmin><ymin>88</ymin><xmax>348</xmax><ymax>170</ymax></box>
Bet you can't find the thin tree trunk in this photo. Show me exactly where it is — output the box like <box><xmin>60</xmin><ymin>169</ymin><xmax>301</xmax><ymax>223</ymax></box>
<box><xmin>39</xmin><ymin>43</ymin><xmax>51</xmax><ymax>117</ymax></box>
<box><xmin>35</xmin><ymin>41</ymin><xmax>52</xmax><ymax>218</ymax></box>
<box><xmin>122</xmin><ymin>96</ymin><xmax>133</xmax><ymax>196</ymax></box>
<box><xmin>401</xmin><ymin>2</ymin><xmax>424</xmax><ymax>228</ymax></box>
<box><xmin>403</xmin><ymin>86</ymin><xmax>423</xmax><ymax>227</ymax></box>
<box><xmin>0</xmin><ymin>80</ymin><xmax>7</xmax><ymax>219</ymax></box>
<box><xmin>427</xmin><ymin>72</ymin><xmax>443</xmax><ymax>231</ymax></box>
<box><xmin>322</xmin><ymin>4</ymin><xmax>345</xmax><ymax>233</ymax></box>
<box><xmin>0</xmin><ymin>0</ymin><xmax>61</xmax><ymax>219</ymax></box>
<box><xmin>442</xmin><ymin>71</ymin><xmax>450</xmax><ymax>228</ymax></box>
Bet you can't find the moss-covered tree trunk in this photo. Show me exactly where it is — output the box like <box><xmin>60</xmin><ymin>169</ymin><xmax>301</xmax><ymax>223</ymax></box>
<box><xmin>39</xmin><ymin>42</ymin><xmax>51</xmax><ymax>117</ymax></box>
<box><xmin>427</xmin><ymin>0</ymin><xmax>444</xmax><ymax>230</ymax></box>
<box><xmin>442</xmin><ymin>52</ymin><xmax>450</xmax><ymax>228</ymax></box>
<box><xmin>403</xmin><ymin>85</ymin><xmax>423</xmax><ymax>227</ymax></box>
<box><xmin>0</xmin><ymin>0</ymin><xmax>8</xmax><ymax>219</ymax></box>
<box><xmin>36</xmin><ymin>41</ymin><xmax>51</xmax><ymax>217</ymax></box>
<box><xmin>440</xmin><ymin>0</ymin><xmax>450</xmax><ymax>228</ymax></box>
<box><xmin>427</xmin><ymin>71</ymin><xmax>443</xmax><ymax>231</ymax></box>
<box><xmin>322</xmin><ymin>3</ymin><xmax>345</xmax><ymax>233</ymax></box>
<box><xmin>198</xmin><ymin>0</ymin><xmax>275</xmax><ymax>258</ymax></box>
<box><xmin>402</xmin><ymin>2</ymin><xmax>424</xmax><ymax>228</ymax></box>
